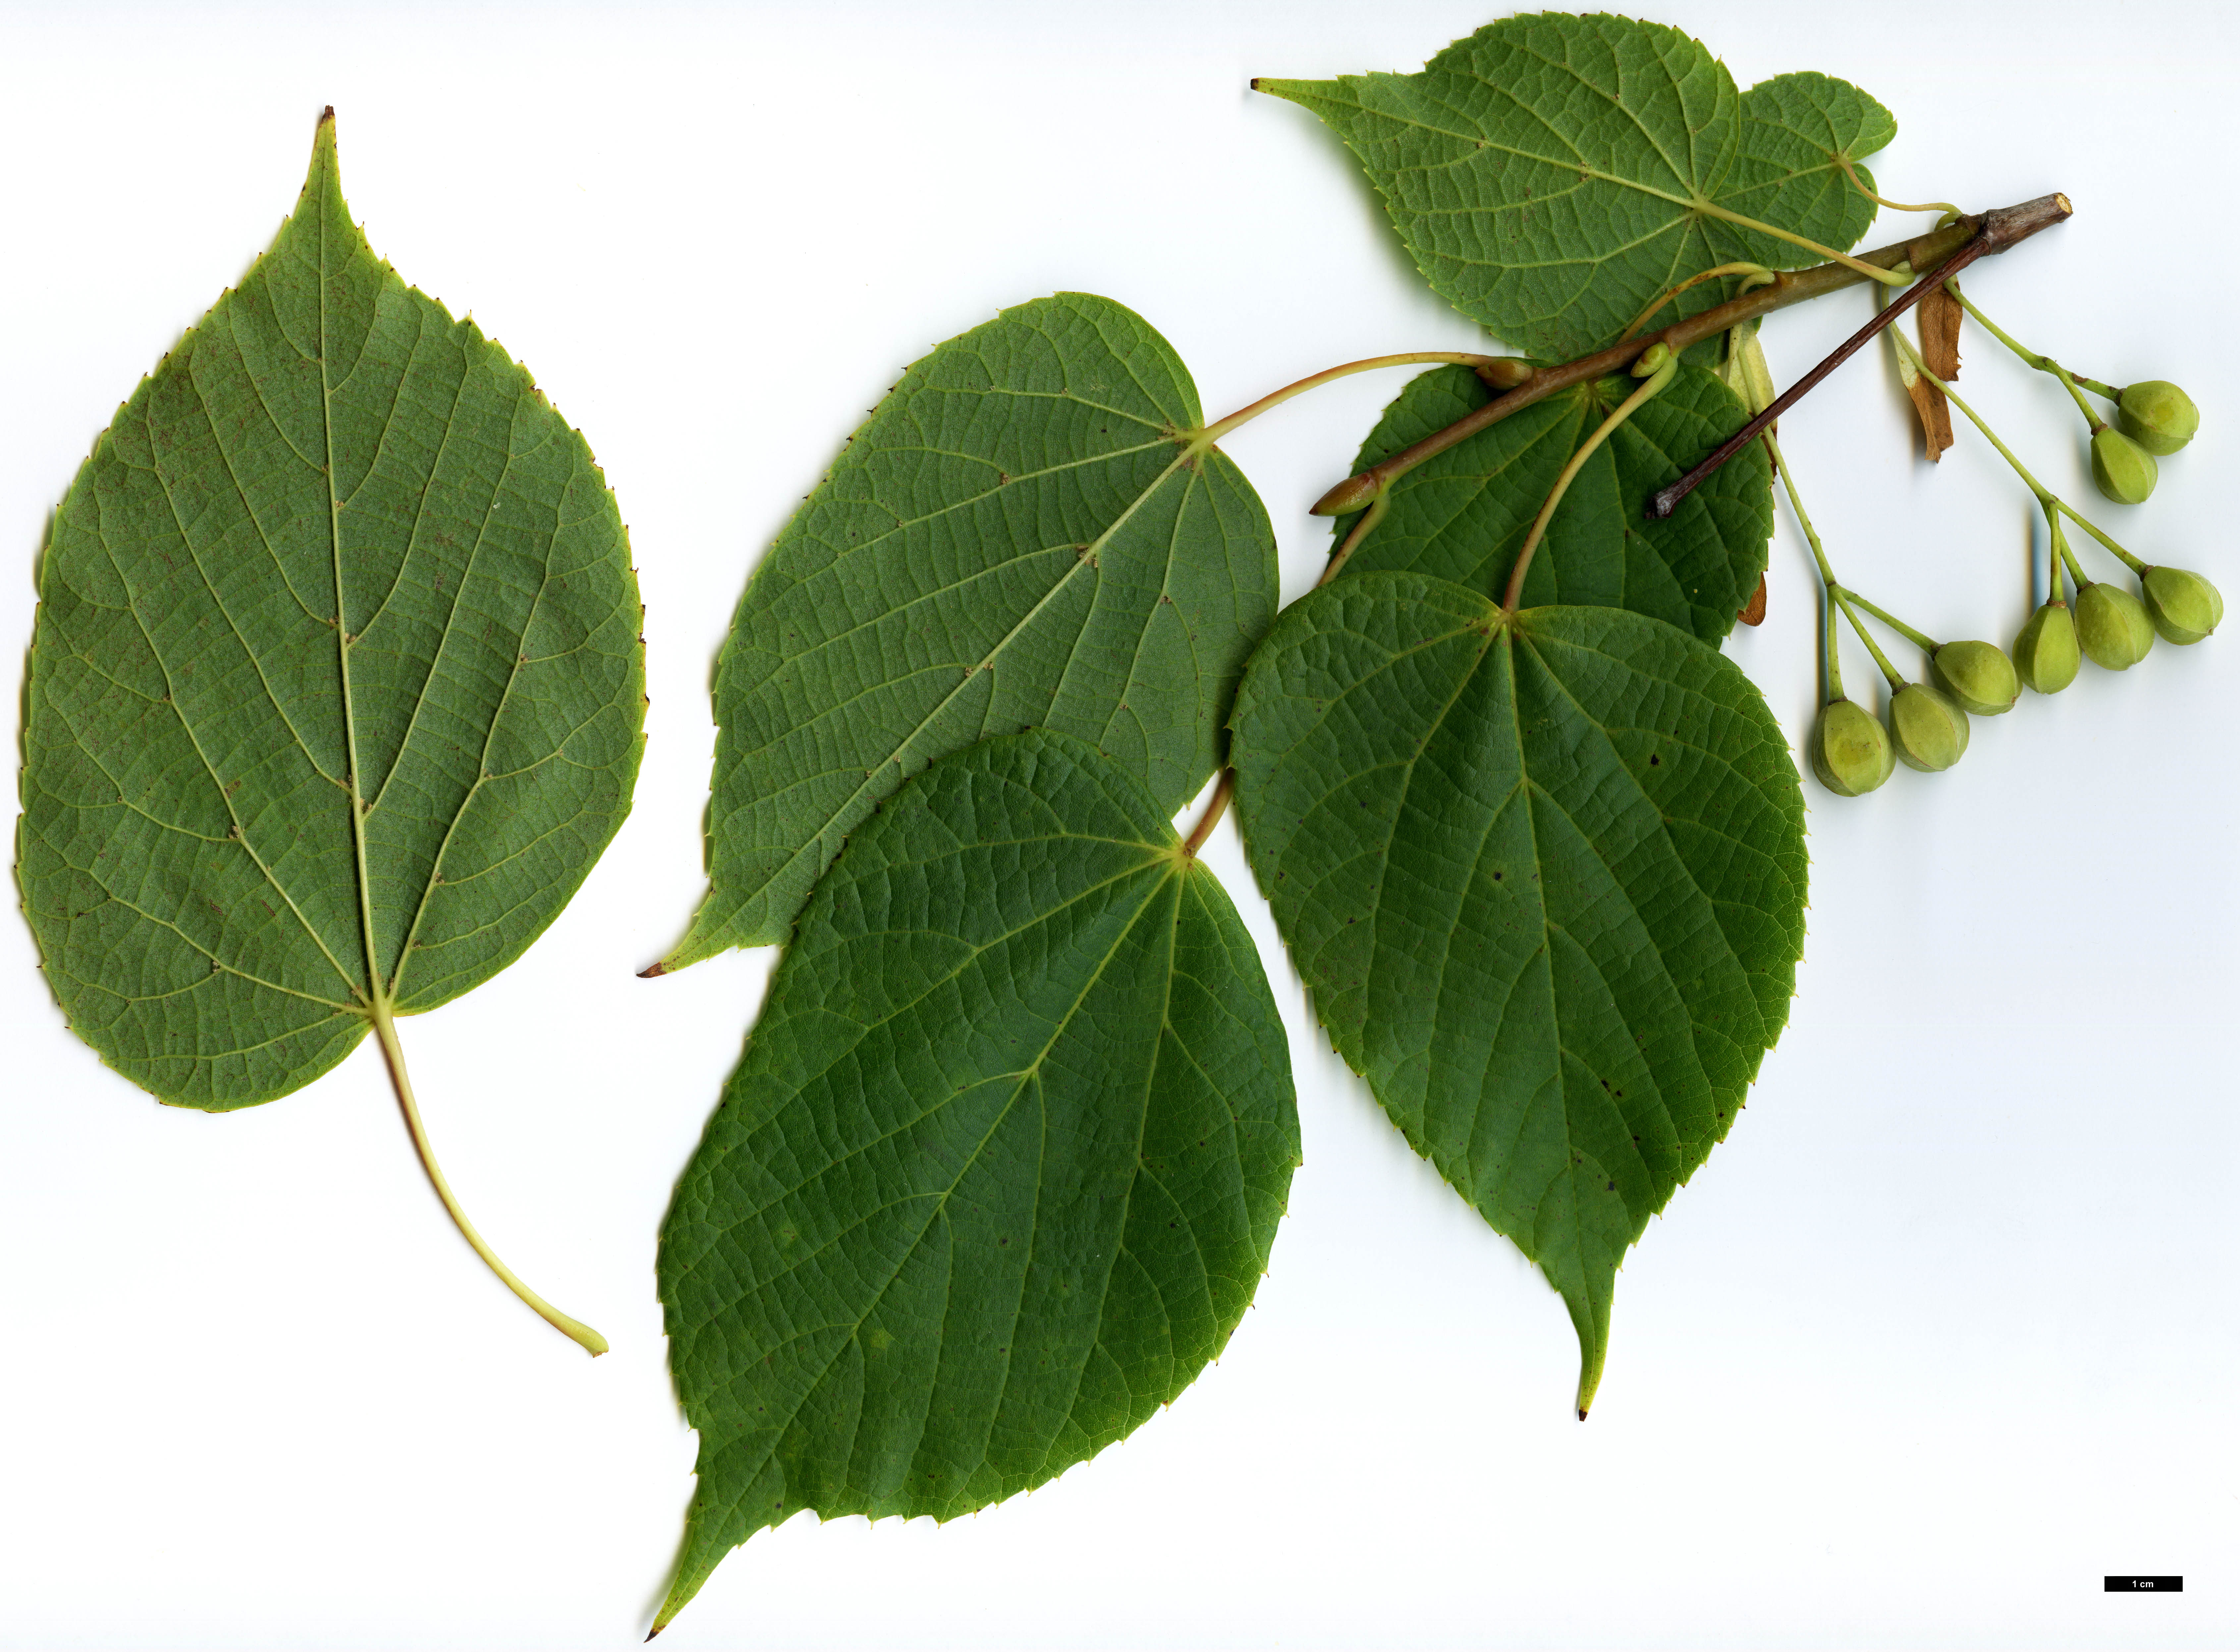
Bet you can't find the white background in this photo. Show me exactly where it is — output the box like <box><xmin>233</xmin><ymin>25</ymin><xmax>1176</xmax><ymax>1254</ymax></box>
<box><xmin>2</xmin><ymin>1</ymin><xmax>2234</xmax><ymax>1646</ymax></box>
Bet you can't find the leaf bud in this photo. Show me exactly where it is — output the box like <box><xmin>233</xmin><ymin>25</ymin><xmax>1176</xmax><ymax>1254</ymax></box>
<box><xmin>2012</xmin><ymin>600</ymin><xmax>2080</xmax><ymax>694</ymax></box>
<box><xmin>1888</xmin><ymin>683</ymin><xmax>1970</xmax><ymax>773</ymax></box>
<box><xmin>2117</xmin><ymin>380</ymin><xmax>2199</xmax><ymax>456</ymax></box>
<box><xmin>1929</xmin><ymin>639</ymin><xmax>2018</xmax><ymax>716</ymax></box>
<box><xmin>2089</xmin><ymin>426</ymin><xmax>2158</xmax><ymax>505</ymax></box>
<box><xmin>1631</xmin><ymin>341</ymin><xmax>1672</xmax><ymax>377</ymax></box>
<box><xmin>1477</xmin><ymin>358</ymin><xmax>1535</xmax><ymax>391</ymax></box>
<box><xmin>2140</xmin><ymin>565</ymin><xmax>2224</xmax><ymax>645</ymax></box>
<box><xmin>2074</xmin><ymin>581</ymin><xmax>2156</xmax><ymax>670</ymax></box>
<box><xmin>1809</xmin><ymin>698</ymin><xmax>1894</xmax><ymax>796</ymax></box>
<box><xmin>1311</xmin><ymin>472</ymin><xmax>1383</xmax><ymax>518</ymax></box>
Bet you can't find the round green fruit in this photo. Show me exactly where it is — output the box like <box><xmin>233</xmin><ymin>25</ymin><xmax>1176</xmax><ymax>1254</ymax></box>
<box><xmin>2074</xmin><ymin>581</ymin><xmax>2156</xmax><ymax>670</ymax></box>
<box><xmin>1810</xmin><ymin>698</ymin><xmax>1894</xmax><ymax>796</ymax></box>
<box><xmin>2090</xmin><ymin>426</ymin><xmax>2158</xmax><ymax>505</ymax></box>
<box><xmin>2140</xmin><ymin>565</ymin><xmax>2223</xmax><ymax>645</ymax></box>
<box><xmin>1889</xmin><ymin>683</ymin><xmax>1970</xmax><ymax>773</ymax></box>
<box><xmin>2117</xmin><ymin>380</ymin><xmax>2198</xmax><ymax>456</ymax></box>
<box><xmin>2013</xmin><ymin>601</ymin><xmax>2080</xmax><ymax>694</ymax></box>
<box><xmin>1930</xmin><ymin>640</ymin><xmax>2018</xmax><ymax>715</ymax></box>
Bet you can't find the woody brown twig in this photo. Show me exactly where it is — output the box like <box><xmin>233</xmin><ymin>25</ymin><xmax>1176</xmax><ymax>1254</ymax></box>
<box><xmin>1309</xmin><ymin>193</ymin><xmax>2075</xmax><ymax>521</ymax></box>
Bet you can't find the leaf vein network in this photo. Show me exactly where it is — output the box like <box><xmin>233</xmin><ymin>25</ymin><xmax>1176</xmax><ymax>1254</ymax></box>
<box><xmin>84</xmin><ymin>516</ymin><xmax>363</xmax><ymax>996</ymax></box>
<box><xmin>385</xmin><ymin>536</ymin><xmax>556</xmax><ymax>997</ymax></box>
<box><xmin>142</xmin><ymin>401</ymin><xmax>343</xmax><ymax>776</ymax></box>
<box><xmin>693</xmin><ymin>867</ymin><xmax>1170</xmax><ymax>1501</ymax></box>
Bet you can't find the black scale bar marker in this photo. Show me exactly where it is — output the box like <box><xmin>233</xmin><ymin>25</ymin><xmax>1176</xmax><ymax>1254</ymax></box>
<box><xmin>2105</xmin><ymin>1576</ymin><xmax>2183</xmax><ymax>1592</ymax></box>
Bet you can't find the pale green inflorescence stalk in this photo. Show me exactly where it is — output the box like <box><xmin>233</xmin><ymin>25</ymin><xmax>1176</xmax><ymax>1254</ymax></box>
<box><xmin>1890</xmin><ymin>330</ymin><xmax>2154</xmax><ymax>580</ymax></box>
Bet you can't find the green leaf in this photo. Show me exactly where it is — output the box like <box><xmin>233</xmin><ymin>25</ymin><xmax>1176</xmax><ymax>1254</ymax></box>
<box><xmin>1258</xmin><ymin>15</ymin><xmax>1893</xmax><ymax>358</ymax></box>
<box><xmin>654</xmin><ymin>730</ymin><xmax>1298</xmax><ymax>1629</ymax></box>
<box><xmin>660</xmin><ymin>295</ymin><xmax>1277</xmax><ymax>969</ymax></box>
<box><xmin>1228</xmin><ymin>574</ymin><xmax>1805</xmax><ymax>1413</ymax></box>
<box><xmin>1333</xmin><ymin>363</ymin><xmax>1772</xmax><ymax>642</ymax></box>
<box><xmin>16</xmin><ymin>113</ymin><xmax>642</xmax><ymax>1351</ymax></box>
<box><xmin>18</xmin><ymin>110</ymin><xmax>644</xmax><ymax>1105</ymax></box>
<box><xmin>1728</xmin><ymin>72</ymin><xmax>1902</xmax><ymax>269</ymax></box>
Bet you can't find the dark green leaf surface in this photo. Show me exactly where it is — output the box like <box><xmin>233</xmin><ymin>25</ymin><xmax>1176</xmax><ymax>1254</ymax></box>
<box><xmin>663</xmin><ymin>295</ymin><xmax>1277</xmax><ymax>969</ymax></box>
<box><xmin>17</xmin><ymin>113</ymin><xmax>645</xmax><ymax>1107</ymax></box>
<box><xmin>1333</xmin><ymin>363</ymin><xmax>1772</xmax><ymax>641</ymax></box>
<box><xmin>1259</xmin><ymin>14</ymin><xmax>1893</xmax><ymax>358</ymax></box>
<box><xmin>655</xmin><ymin>731</ymin><xmax>1297</xmax><ymax>1628</ymax></box>
<box><xmin>1229</xmin><ymin>574</ymin><xmax>1804</xmax><ymax>1411</ymax></box>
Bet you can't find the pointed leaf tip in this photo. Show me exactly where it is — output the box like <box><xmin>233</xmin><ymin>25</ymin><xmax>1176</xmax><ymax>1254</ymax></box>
<box><xmin>18</xmin><ymin>111</ymin><xmax>645</xmax><ymax>1351</ymax></box>
<box><xmin>1230</xmin><ymin>582</ymin><xmax>1804</xmax><ymax>1416</ymax></box>
<box><xmin>655</xmin><ymin>733</ymin><xmax>1297</xmax><ymax>1625</ymax></box>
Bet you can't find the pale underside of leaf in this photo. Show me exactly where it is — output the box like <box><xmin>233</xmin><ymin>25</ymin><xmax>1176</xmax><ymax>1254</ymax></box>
<box><xmin>1333</xmin><ymin>363</ymin><xmax>1772</xmax><ymax>642</ymax></box>
<box><xmin>663</xmin><ymin>294</ymin><xmax>1276</xmax><ymax>969</ymax></box>
<box><xmin>1259</xmin><ymin>14</ymin><xmax>1892</xmax><ymax>358</ymax></box>
<box><xmin>655</xmin><ymin>731</ymin><xmax>1297</xmax><ymax>1627</ymax></box>
<box><xmin>17</xmin><ymin>114</ymin><xmax>645</xmax><ymax>1108</ymax></box>
<box><xmin>1229</xmin><ymin>574</ymin><xmax>1805</xmax><ymax>1411</ymax></box>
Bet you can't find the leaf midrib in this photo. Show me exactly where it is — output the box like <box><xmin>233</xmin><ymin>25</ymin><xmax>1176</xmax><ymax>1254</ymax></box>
<box><xmin>1298</xmin><ymin>80</ymin><xmax>1707</xmax><ymax>213</ymax></box>
<box><xmin>86</xmin><ymin>460</ymin><xmax>364</xmax><ymax>1002</ymax></box>
<box><xmin>1300</xmin><ymin>57</ymin><xmax>1861</xmax><ymax>272</ymax></box>
<box><xmin>1275</xmin><ymin>604</ymin><xmax>1703</xmax><ymax>1206</ymax></box>
<box><xmin>320</xmin><ymin>175</ymin><xmax>385</xmax><ymax>1018</ymax></box>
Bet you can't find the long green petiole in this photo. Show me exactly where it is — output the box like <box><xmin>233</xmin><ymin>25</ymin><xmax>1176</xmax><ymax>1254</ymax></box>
<box><xmin>371</xmin><ymin>1007</ymin><xmax>608</xmax><ymax>1356</ymax></box>
<box><xmin>1501</xmin><ymin>352</ymin><xmax>1676</xmax><ymax>611</ymax></box>
<box><xmin>1192</xmin><ymin>351</ymin><xmax>1526</xmax><ymax>448</ymax></box>
<box><xmin>1692</xmin><ymin>197</ymin><xmax>1911</xmax><ymax>287</ymax></box>
<box><xmin>1836</xmin><ymin>153</ymin><xmax>1962</xmax><ymax>224</ymax></box>
<box><xmin>1622</xmin><ymin>261</ymin><xmax>1776</xmax><ymax>339</ymax></box>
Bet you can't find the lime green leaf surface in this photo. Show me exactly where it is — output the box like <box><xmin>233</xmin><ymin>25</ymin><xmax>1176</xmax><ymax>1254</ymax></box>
<box><xmin>1259</xmin><ymin>15</ymin><xmax>1893</xmax><ymax>358</ymax></box>
<box><xmin>1229</xmin><ymin>574</ymin><xmax>1804</xmax><ymax>1412</ymax></box>
<box><xmin>655</xmin><ymin>731</ymin><xmax>1297</xmax><ymax>1628</ymax></box>
<box><xmin>17</xmin><ymin>113</ymin><xmax>645</xmax><ymax>1107</ymax></box>
<box><xmin>663</xmin><ymin>295</ymin><xmax>1276</xmax><ymax>969</ymax></box>
<box><xmin>1727</xmin><ymin>72</ymin><xmax>1900</xmax><ymax>268</ymax></box>
<box><xmin>1333</xmin><ymin>363</ymin><xmax>1772</xmax><ymax>641</ymax></box>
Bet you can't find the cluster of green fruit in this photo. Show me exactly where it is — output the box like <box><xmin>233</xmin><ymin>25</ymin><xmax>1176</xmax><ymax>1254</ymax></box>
<box><xmin>1812</xmin><ymin>636</ymin><xmax>2009</xmax><ymax>796</ymax></box>
<box><xmin>2014</xmin><ymin>560</ymin><xmax>2223</xmax><ymax>686</ymax></box>
<box><xmin>1811</xmin><ymin>380</ymin><xmax>2217</xmax><ymax>797</ymax></box>
<box><xmin>2088</xmin><ymin>380</ymin><xmax>2201</xmax><ymax>504</ymax></box>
